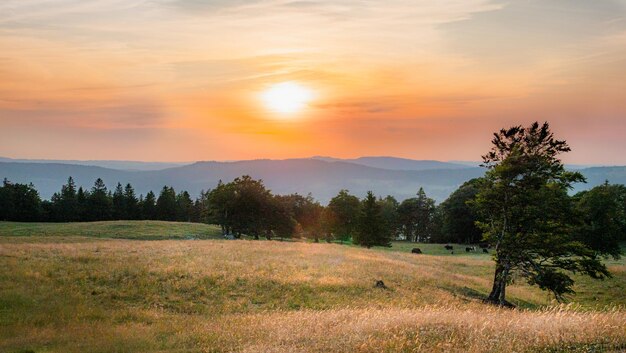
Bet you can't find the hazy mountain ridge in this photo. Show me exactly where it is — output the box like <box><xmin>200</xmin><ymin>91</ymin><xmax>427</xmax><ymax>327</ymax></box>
<box><xmin>1</xmin><ymin>158</ymin><xmax>624</xmax><ymax>203</ymax></box>
<box><xmin>0</xmin><ymin>157</ymin><xmax>189</xmax><ymax>171</ymax></box>
<box><xmin>311</xmin><ymin>156</ymin><xmax>469</xmax><ymax>170</ymax></box>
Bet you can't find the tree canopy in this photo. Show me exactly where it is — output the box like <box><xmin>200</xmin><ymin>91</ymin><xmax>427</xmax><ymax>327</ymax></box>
<box><xmin>475</xmin><ymin>122</ymin><xmax>619</xmax><ymax>305</ymax></box>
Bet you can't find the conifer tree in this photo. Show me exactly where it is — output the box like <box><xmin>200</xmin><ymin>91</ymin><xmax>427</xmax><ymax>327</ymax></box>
<box><xmin>355</xmin><ymin>191</ymin><xmax>389</xmax><ymax>248</ymax></box>
<box><xmin>156</xmin><ymin>186</ymin><xmax>177</xmax><ymax>221</ymax></box>
<box><xmin>124</xmin><ymin>183</ymin><xmax>139</xmax><ymax>220</ymax></box>
<box><xmin>86</xmin><ymin>178</ymin><xmax>112</xmax><ymax>221</ymax></box>
<box><xmin>112</xmin><ymin>182</ymin><xmax>125</xmax><ymax>220</ymax></box>
<box><xmin>141</xmin><ymin>191</ymin><xmax>157</xmax><ymax>220</ymax></box>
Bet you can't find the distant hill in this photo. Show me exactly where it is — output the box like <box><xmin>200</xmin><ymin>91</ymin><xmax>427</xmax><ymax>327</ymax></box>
<box><xmin>311</xmin><ymin>156</ymin><xmax>468</xmax><ymax>170</ymax></box>
<box><xmin>1</xmin><ymin>158</ymin><xmax>624</xmax><ymax>203</ymax></box>
<box><xmin>0</xmin><ymin>157</ymin><xmax>188</xmax><ymax>171</ymax></box>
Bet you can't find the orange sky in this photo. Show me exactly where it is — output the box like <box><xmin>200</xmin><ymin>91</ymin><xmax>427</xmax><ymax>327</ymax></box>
<box><xmin>1</xmin><ymin>0</ymin><xmax>625</xmax><ymax>164</ymax></box>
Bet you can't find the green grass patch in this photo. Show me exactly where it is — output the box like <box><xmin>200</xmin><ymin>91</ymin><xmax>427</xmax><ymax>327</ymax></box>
<box><xmin>0</xmin><ymin>220</ymin><xmax>222</xmax><ymax>240</ymax></box>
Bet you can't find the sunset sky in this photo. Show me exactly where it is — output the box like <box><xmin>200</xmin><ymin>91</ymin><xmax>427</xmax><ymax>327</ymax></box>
<box><xmin>1</xmin><ymin>0</ymin><xmax>625</xmax><ymax>164</ymax></box>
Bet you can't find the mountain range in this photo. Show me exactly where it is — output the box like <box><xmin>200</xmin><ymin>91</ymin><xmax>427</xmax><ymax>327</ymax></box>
<box><xmin>1</xmin><ymin>156</ymin><xmax>624</xmax><ymax>203</ymax></box>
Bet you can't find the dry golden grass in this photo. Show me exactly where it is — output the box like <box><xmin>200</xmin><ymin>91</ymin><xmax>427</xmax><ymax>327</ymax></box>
<box><xmin>1</xmin><ymin>232</ymin><xmax>625</xmax><ymax>352</ymax></box>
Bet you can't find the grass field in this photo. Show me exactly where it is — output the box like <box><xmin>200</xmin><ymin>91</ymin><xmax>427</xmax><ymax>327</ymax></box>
<box><xmin>1</xmin><ymin>221</ymin><xmax>625</xmax><ymax>352</ymax></box>
<box><xmin>0</xmin><ymin>220</ymin><xmax>222</xmax><ymax>240</ymax></box>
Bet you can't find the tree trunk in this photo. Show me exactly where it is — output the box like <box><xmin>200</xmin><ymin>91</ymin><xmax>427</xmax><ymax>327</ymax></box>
<box><xmin>486</xmin><ymin>262</ymin><xmax>514</xmax><ymax>307</ymax></box>
<box><xmin>487</xmin><ymin>264</ymin><xmax>503</xmax><ymax>302</ymax></box>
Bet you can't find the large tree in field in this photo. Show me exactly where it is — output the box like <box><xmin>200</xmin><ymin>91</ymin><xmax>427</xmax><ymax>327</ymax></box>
<box><xmin>475</xmin><ymin>122</ymin><xmax>615</xmax><ymax>306</ymax></box>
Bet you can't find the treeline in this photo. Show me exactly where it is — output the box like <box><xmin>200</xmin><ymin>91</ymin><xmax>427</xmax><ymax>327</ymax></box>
<box><xmin>0</xmin><ymin>177</ymin><xmax>199</xmax><ymax>223</ymax></box>
<box><xmin>1</xmin><ymin>176</ymin><xmax>625</xmax><ymax>248</ymax></box>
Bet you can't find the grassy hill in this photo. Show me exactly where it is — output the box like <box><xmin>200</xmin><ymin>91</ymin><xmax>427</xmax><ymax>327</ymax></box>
<box><xmin>0</xmin><ymin>221</ymin><xmax>624</xmax><ymax>352</ymax></box>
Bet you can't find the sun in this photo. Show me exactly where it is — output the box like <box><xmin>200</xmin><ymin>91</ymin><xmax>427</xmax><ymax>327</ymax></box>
<box><xmin>261</xmin><ymin>81</ymin><xmax>313</xmax><ymax>115</ymax></box>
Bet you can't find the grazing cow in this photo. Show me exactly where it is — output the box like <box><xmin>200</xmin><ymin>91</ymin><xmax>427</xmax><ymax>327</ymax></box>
<box><xmin>374</xmin><ymin>280</ymin><xmax>387</xmax><ymax>289</ymax></box>
<box><xmin>411</xmin><ymin>248</ymin><xmax>422</xmax><ymax>254</ymax></box>
<box><xmin>483</xmin><ymin>248</ymin><xmax>489</xmax><ymax>253</ymax></box>
<box><xmin>444</xmin><ymin>245</ymin><xmax>454</xmax><ymax>251</ymax></box>
<box><xmin>466</xmin><ymin>246</ymin><xmax>477</xmax><ymax>252</ymax></box>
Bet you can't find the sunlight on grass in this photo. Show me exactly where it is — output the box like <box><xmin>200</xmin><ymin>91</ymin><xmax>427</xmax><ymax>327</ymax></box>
<box><xmin>0</xmin><ymin>222</ymin><xmax>624</xmax><ymax>352</ymax></box>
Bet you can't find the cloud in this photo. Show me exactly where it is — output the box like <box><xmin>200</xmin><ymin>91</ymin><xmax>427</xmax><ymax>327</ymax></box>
<box><xmin>0</xmin><ymin>99</ymin><xmax>167</xmax><ymax>129</ymax></box>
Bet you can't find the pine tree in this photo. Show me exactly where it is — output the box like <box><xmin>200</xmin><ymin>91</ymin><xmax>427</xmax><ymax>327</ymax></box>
<box><xmin>60</xmin><ymin>176</ymin><xmax>79</xmax><ymax>221</ymax></box>
<box><xmin>112</xmin><ymin>183</ymin><xmax>125</xmax><ymax>220</ymax></box>
<box><xmin>141</xmin><ymin>191</ymin><xmax>157</xmax><ymax>220</ymax></box>
<box><xmin>124</xmin><ymin>183</ymin><xmax>139</xmax><ymax>220</ymax></box>
<box><xmin>86</xmin><ymin>178</ymin><xmax>112</xmax><ymax>221</ymax></box>
<box><xmin>176</xmin><ymin>190</ymin><xmax>194</xmax><ymax>222</ymax></box>
<box><xmin>76</xmin><ymin>187</ymin><xmax>88</xmax><ymax>221</ymax></box>
<box><xmin>354</xmin><ymin>191</ymin><xmax>389</xmax><ymax>248</ymax></box>
<box><xmin>156</xmin><ymin>186</ymin><xmax>177</xmax><ymax>221</ymax></box>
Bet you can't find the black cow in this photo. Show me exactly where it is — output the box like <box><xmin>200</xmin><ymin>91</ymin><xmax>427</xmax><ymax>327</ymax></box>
<box><xmin>444</xmin><ymin>245</ymin><xmax>454</xmax><ymax>251</ymax></box>
<box><xmin>466</xmin><ymin>246</ymin><xmax>476</xmax><ymax>252</ymax></box>
<box><xmin>411</xmin><ymin>248</ymin><xmax>422</xmax><ymax>254</ymax></box>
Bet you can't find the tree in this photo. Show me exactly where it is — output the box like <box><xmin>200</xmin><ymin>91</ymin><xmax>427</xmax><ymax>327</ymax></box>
<box><xmin>0</xmin><ymin>179</ymin><xmax>42</xmax><ymax>221</ymax></box>
<box><xmin>267</xmin><ymin>195</ymin><xmax>297</xmax><ymax>240</ymax></box>
<box><xmin>112</xmin><ymin>183</ymin><xmax>126</xmax><ymax>220</ymax></box>
<box><xmin>59</xmin><ymin>177</ymin><xmax>79</xmax><ymax>221</ymax></box>
<box><xmin>123</xmin><ymin>183</ymin><xmax>139</xmax><ymax>220</ymax></box>
<box><xmin>475</xmin><ymin>122</ymin><xmax>614</xmax><ymax>306</ymax></box>
<box><xmin>573</xmin><ymin>182</ymin><xmax>625</xmax><ymax>258</ymax></box>
<box><xmin>176</xmin><ymin>190</ymin><xmax>194</xmax><ymax>222</ymax></box>
<box><xmin>397</xmin><ymin>188</ymin><xmax>436</xmax><ymax>242</ymax></box>
<box><xmin>208</xmin><ymin>176</ymin><xmax>273</xmax><ymax>239</ymax></box>
<box><xmin>438</xmin><ymin>178</ymin><xmax>483</xmax><ymax>244</ymax></box>
<box><xmin>327</xmin><ymin>189</ymin><xmax>361</xmax><ymax>243</ymax></box>
<box><xmin>354</xmin><ymin>191</ymin><xmax>391</xmax><ymax>248</ymax></box>
<box><xmin>76</xmin><ymin>187</ymin><xmax>88</xmax><ymax>221</ymax></box>
<box><xmin>378</xmin><ymin>196</ymin><xmax>399</xmax><ymax>240</ymax></box>
<box><xmin>207</xmin><ymin>181</ymin><xmax>236</xmax><ymax>236</ymax></box>
<box><xmin>86</xmin><ymin>178</ymin><xmax>112</xmax><ymax>221</ymax></box>
<box><xmin>230</xmin><ymin>176</ymin><xmax>272</xmax><ymax>239</ymax></box>
<box><xmin>274</xmin><ymin>193</ymin><xmax>323</xmax><ymax>240</ymax></box>
<box><xmin>156</xmin><ymin>186</ymin><xmax>178</xmax><ymax>221</ymax></box>
<box><xmin>0</xmin><ymin>179</ymin><xmax>13</xmax><ymax>221</ymax></box>
<box><xmin>141</xmin><ymin>191</ymin><xmax>157</xmax><ymax>220</ymax></box>
<box><xmin>319</xmin><ymin>207</ymin><xmax>335</xmax><ymax>243</ymax></box>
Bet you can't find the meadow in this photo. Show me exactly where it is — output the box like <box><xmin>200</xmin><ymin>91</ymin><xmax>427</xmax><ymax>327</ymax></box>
<box><xmin>0</xmin><ymin>221</ymin><xmax>624</xmax><ymax>353</ymax></box>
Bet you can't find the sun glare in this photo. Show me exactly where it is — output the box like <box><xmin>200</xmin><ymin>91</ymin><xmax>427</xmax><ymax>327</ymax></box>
<box><xmin>261</xmin><ymin>82</ymin><xmax>313</xmax><ymax>115</ymax></box>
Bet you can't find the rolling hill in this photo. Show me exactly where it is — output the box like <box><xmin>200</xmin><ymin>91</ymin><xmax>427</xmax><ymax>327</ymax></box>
<box><xmin>1</xmin><ymin>158</ymin><xmax>625</xmax><ymax>203</ymax></box>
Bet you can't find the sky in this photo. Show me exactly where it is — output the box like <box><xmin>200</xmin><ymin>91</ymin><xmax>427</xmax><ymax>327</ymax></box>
<box><xmin>1</xmin><ymin>0</ymin><xmax>625</xmax><ymax>164</ymax></box>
